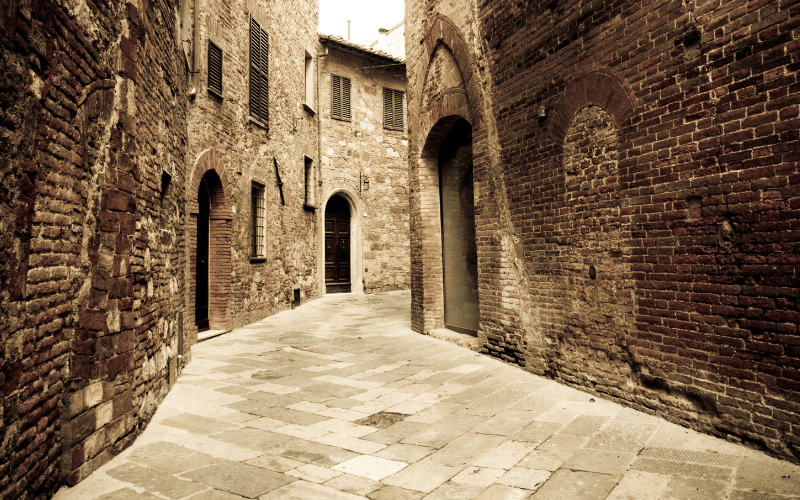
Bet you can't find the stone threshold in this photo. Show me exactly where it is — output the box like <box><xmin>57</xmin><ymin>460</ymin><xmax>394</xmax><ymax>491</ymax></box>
<box><xmin>428</xmin><ymin>328</ymin><xmax>481</xmax><ymax>352</ymax></box>
<box><xmin>198</xmin><ymin>329</ymin><xmax>228</xmax><ymax>342</ymax></box>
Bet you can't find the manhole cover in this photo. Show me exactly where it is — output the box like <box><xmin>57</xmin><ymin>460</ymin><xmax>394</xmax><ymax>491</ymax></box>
<box><xmin>353</xmin><ymin>412</ymin><xmax>409</xmax><ymax>429</ymax></box>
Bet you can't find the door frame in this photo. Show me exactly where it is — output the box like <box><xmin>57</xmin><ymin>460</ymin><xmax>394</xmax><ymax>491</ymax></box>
<box><xmin>319</xmin><ymin>189</ymin><xmax>362</xmax><ymax>296</ymax></box>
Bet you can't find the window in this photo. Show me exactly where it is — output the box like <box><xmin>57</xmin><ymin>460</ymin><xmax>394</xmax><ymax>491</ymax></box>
<box><xmin>208</xmin><ymin>39</ymin><xmax>223</xmax><ymax>98</ymax></box>
<box><xmin>304</xmin><ymin>50</ymin><xmax>313</xmax><ymax>106</ymax></box>
<box><xmin>249</xmin><ymin>17</ymin><xmax>269</xmax><ymax>124</ymax></box>
<box><xmin>331</xmin><ymin>74</ymin><xmax>351</xmax><ymax>121</ymax></box>
<box><xmin>383</xmin><ymin>88</ymin><xmax>404</xmax><ymax>131</ymax></box>
<box><xmin>251</xmin><ymin>183</ymin><xmax>265</xmax><ymax>257</ymax></box>
<box><xmin>304</xmin><ymin>156</ymin><xmax>315</xmax><ymax>207</ymax></box>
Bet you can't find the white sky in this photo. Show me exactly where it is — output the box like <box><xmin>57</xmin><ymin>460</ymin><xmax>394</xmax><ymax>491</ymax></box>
<box><xmin>319</xmin><ymin>0</ymin><xmax>405</xmax><ymax>47</ymax></box>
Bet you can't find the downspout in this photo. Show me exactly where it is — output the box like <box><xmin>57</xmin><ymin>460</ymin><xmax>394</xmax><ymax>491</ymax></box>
<box><xmin>317</xmin><ymin>44</ymin><xmax>328</xmax><ymax>190</ymax></box>
<box><xmin>192</xmin><ymin>0</ymin><xmax>200</xmax><ymax>87</ymax></box>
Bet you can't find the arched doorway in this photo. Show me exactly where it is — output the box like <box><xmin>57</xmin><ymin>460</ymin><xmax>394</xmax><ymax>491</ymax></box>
<box><xmin>438</xmin><ymin>119</ymin><xmax>479</xmax><ymax>335</ymax></box>
<box><xmin>196</xmin><ymin>176</ymin><xmax>210</xmax><ymax>330</ymax></box>
<box><xmin>325</xmin><ymin>194</ymin><xmax>351</xmax><ymax>293</ymax></box>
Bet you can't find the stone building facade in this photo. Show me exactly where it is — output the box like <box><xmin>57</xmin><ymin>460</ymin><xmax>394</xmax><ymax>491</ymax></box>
<box><xmin>406</xmin><ymin>0</ymin><xmax>800</xmax><ymax>463</ymax></box>
<box><xmin>0</xmin><ymin>0</ymin><xmax>189</xmax><ymax>496</ymax></box>
<box><xmin>318</xmin><ymin>35</ymin><xmax>409</xmax><ymax>295</ymax></box>
<box><xmin>0</xmin><ymin>1</ymin><xmax>410</xmax><ymax>498</ymax></box>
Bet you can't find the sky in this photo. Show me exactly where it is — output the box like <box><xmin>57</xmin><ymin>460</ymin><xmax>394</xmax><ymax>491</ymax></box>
<box><xmin>319</xmin><ymin>0</ymin><xmax>405</xmax><ymax>47</ymax></box>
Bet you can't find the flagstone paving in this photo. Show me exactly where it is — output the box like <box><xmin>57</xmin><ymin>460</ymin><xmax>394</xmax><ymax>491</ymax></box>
<box><xmin>54</xmin><ymin>291</ymin><xmax>800</xmax><ymax>500</ymax></box>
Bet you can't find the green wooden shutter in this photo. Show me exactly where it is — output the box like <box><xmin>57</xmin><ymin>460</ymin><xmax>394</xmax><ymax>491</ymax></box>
<box><xmin>250</xmin><ymin>17</ymin><xmax>261</xmax><ymax>119</ymax></box>
<box><xmin>208</xmin><ymin>40</ymin><xmax>223</xmax><ymax>97</ymax></box>
<box><xmin>342</xmin><ymin>76</ymin><xmax>351</xmax><ymax>121</ymax></box>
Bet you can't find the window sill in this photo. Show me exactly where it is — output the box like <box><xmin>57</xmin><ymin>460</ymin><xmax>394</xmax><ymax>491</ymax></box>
<box><xmin>250</xmin><ymin>256</ymin><xmax>267</xmax><ymax>263</ymax></box>
<box><xmin>303</xmin><ymin>103</ymin><xmax>316</xmax><ymax>116</ymax></box>
<box><xmin>248</xmin><ymin>115</ymin><xmax>268</xmax><ymax>130</ymax></box>
<box><xmin>303</xmin><ymin>203</ymin><xmax>318</xmax><ymax>211</ymax></box>
<box><xmin>208</xmin><ymin>88</ymin><xmax>224</xmax><ymax>100</ymax></box>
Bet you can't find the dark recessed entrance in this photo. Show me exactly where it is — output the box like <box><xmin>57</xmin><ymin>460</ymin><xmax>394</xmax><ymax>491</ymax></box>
<box><xmin>439</xmin><ymin>119</ymin><xmax>479</xmax><ymax>336</ymax></box>
<box><xmin>195</xmin><ymin>177</ymin><xmax>210</xmax><ymax>331</ymax></box>
<box><xmin>325</xmin><ymin>195</ymin><xmax>351</xmax><ymax>293</ymax></box>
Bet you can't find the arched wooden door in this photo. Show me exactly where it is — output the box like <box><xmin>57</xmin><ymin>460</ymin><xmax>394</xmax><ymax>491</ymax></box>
<box><xmin>195</xmin><ymin>177</ymin><xmax>210</xmax><ymax>330</ymax></box>
<box><xmin>325</xmin><ymin>195</ymin><xmax>351</xmax><ymax>293</ymax></box>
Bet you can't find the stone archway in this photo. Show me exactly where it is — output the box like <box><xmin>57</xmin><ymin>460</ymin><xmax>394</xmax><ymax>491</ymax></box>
<box><xmin>188</xmin><ymin>148</ymin><xmax>232</xmax><ymax>343</ymax></box>
<box><xmin>319</xmin><ymin>189</ymin><xmax>363</xmax><ymax>296</ymax></box>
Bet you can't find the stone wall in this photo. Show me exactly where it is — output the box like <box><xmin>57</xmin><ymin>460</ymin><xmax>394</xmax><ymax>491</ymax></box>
<box><xmin>186</xmin><ymin>0</ymin><xmax>320</xmax><ymax>335</ymax></box>
<box><xmin>407</xmin><ymin>0</ymin><xmax>800</xmax><ymax>462</ymax></box>
<box><xmin>0</xmin><ymin>0</ymin><xmax>189</xmax><ymax>496</ymax></box>
<box><xmin>319</xmin><ymin>41</ymin><xmax>409</xmax><ymax>294</ymax></box>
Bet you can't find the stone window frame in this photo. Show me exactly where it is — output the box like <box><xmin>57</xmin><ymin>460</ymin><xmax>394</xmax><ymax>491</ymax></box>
<box><xmin>251</xmin><ymin>181</ymin><xmax>266</xmax><ymax>260</ymax></box>
<box><xmin>207</xmin><ymin>37</ymin><xmax>223</xmax><ymax>99</ymax></box>
<box><xmin>331</xmin><ymin>73</ymin><xmax>351</xmax><ymax>122</ymax></box>
<box><xmin>248</xmin><ymin>14</ymin><xmax>270</xmax><ymax>128</ymax></box>
<box><xmin>383</xmin><ymin>87</ymin><xmax>404</xmax><ymax>131</ymax></box>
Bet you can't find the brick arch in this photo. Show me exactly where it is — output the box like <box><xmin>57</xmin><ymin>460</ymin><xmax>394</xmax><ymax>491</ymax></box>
<box><xmin>549</xmin><ymin>67</ymin><xmax>638</xmax><ymax>144</ymax></box>
<box><xmin>187</xmin><ymin>148</ymin><xmax>232</xmax><ymax>344</ymax></box>
<box><xmin>417</xmin><ymin>14</ymin><xmax>482</xmax><ymax>132</ymax></box>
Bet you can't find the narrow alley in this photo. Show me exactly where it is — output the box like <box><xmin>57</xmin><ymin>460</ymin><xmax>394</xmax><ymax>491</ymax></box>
<box><xmin>54</xmin><ymin>292</ymin><xmax>800</xmax><ymax>500</ymax></box>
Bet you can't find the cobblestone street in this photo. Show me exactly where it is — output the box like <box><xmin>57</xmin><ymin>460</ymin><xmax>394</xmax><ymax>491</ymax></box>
<box><xmin>53</xmin><ymin>291</ymin><xmax>800</xmax><ymax>500</ymax></box>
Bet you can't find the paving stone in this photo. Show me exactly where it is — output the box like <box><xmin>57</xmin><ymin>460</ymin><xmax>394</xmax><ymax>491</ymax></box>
<box><xmin>536</xmin><ymin>434</ymin><xmax>587</xmax><ymax>454</ymax></box>
<box><xmin>189</xmin><ymin>490</ymin><xmax>249</xmax><ymax>500</ymax></box>
<box><xmin>127</xmin><ymin>441</ymin><xmax>219</xmax><ymax>474</ymax></box>
<box><xmin>332</xmin><ymin>455</ymin><xmax>408</xmax><ymax>481</ymax></box>
<box><xmin>244</xmin><ymin>416</ymin><xmax>287</xmax><ymax>431</ymax></box>
<box><xmin>556</xmin><ymin>415</ymin><xmax>610</xmax><ymax>437</ymax></box>
<box><xmin>313</xmin><ymin>432</ymin><xmax>387</xmax><ymax>454</ymax></box>
<box><xmin>286</xmin><ymin>463</ymin><xmax>342</xmax><ymax>483</ymax></box>
<box><xmin>661</xmin><ymin>477</ymin><xmax>727</xmax><ymax>500</ymax></box>
<box><xmin>106</xmin><ymin>463</ymin><xmax>207</xmax><ymax>499</ymax></box>
<box><xmin>323</xmin><ymin>473</ymin><xmax>382</xmax><ymax>496</ymax></box>
<box><xmin>473</xmin><ymin>484</ymin><xmax>532</xmax><ymax>500</ymax></box>
<box><xmin>561</xmin><ymin>449</ymin><xmax>634</xmax><ymax>475</ymax></box>
<box><xmin>316</xmin><ymin>407</ymin><xmax>372</xmax><ymax>421</ymax></box>
<box><xmin>605</xmin><ymin>471</ymin><xmax>670</xmax><ymax>500</ymax></box>
<box><xmin>96</xmin><ymin>489</ymin><xmax>162</xmax><ymax>500</ymax></box>
<box><xmin>729</xmin><ymin>491</ymin><xmax>799</xmax><ymax>500</ymax></box>
<box><xmin>451</xmin><ymin>466</ymin><xmax>507</xmax><ymax>487</ymax></box>
<box><xmin>310</xmin><ymin>418</ymin><xmax>378</xmax><ymax>437</ymax></box>
<box><xmin>181</xmin><ymin>461</ymin><xmax>294</xmax><ymax>498</ymax></box>
<box><xmin>323</xmin><ymin>398</ymin><xmax>363</xmax><ymax>409</ymax></box>
<box><xmin>528</xmin><ymin>469</ymin><xmax>618</xmax><ymax>499</ymax></box>
<box><xmin>274</xmin><ymin>423</ymin><xmax>331</xmax><ymax>440</ymax></box>
<box><xmin>424</xmin><ymin>482</ymin><xmax>486</xmax><ymax>500</ymax></box>
<box><xmin>367</xmin><ymin>485</ymin><xmax>425</xmax><ymax>500</ymax></box>
<box><xmin>260</xmin><ymin>480</ymin><xmax>366</xmax><ymax>500</ymax></box>
<box><xmin>161</xmin><ymin>413</ymin><xmax>238</xmax><ymax>435</ymax></box>
<box><xmin>639</xmin><ymin>447</ymin><xmax>742</xmax><ymax>467</ymax></box>
<box><xmin>471</xmin><ymin>410</ymin><xmax>540</xmax><ymax>436</ymax></box>
<box><xmin>404</xmin><ymin>402</ymin><xmax>466</xmax><ymax>424</ymax></box>
<box><xmin>426</xmin><ymin>433</ymin><xmax>508</xmax><ymax>467</ymax></box>
<box><xmin>381</xmin><ymin>457</ymin><xmax>462</xmax><ymax>493</ymax></box>
<box><xmin>212</xmin><ymin>428</ymin><xmax>358</xmax><ymax>466</ymax></box>
<box><xmin>374</xmin><ymin>443</ymin><xmax>435</xmax><ymax>463</ymax></box>
<box><xmin>244</xmin><ymin>454</ymin><xmax>305</xmax><ymax>472</ymax></box>
<box><xmin>630</xmin><ymin>457</ymin><xmax>733</xmax><ymax>481</ymax></box>
<box><xmin>473</xmin><ymin>440</ymin><xmax>538</xmax><ymax>469</ymax></box>
<box><xmin>402</xmin><ymin>414</ymin><xmax>485</xmax><ymax>448</ymax></box>
<box><xmin>363</xmin><ymin>421</ymin><xmax>428</xmax><ymax>444</ymax></box>
<box><xmin>497</xmin><ymin>467</ymin><xmax>551</xmax><ymax>491</ymax></box>
<box><xmin>512</xmin><ymin>421</ymin><xmax>562</xmax><ymax>444</ymax></box>
<box><xmin>732</xmin><ymin>457</ymin><xmax>800</xmax><ymax>495</ymax></box>
<box><xmin>584</xmin><ymin>422</ymin><xmax>658</xmax><ymax>453</ymax></box>
<box><xmin>516</xmin><ymin>450</ymin><xmax>571</xmax><ymax>472</ymax></box>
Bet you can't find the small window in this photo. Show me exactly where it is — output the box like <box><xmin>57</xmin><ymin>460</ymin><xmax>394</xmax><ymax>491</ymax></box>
<box><xmin>304</xmin><ymin>50</ymin><xmax>313</xmax><ymax>106</ymax></box>
<box><xmin>331</xmin><ymin>74</ymin><xmax>351</xmax><ymax>122</ymax></box>
<box><xmin>250</xmin><ymin>17</ymin><xmax>269</xmax><ymax>124</ymax></box>
<box><xmin>304</xmin><ymin>156</ymin><xmax>315</xmax><ymax>207</ymax></box>
<box><xmin>383</xmin><ymin>88</ymin><xmax>404</xmax><ymax>131</ymax></box>
<box><xmin>208</xmin><ymin>39</ymin><xmax>223</xmax><ymax>98</ymax></box>
<box><xmin>251</xmin><ymin>182</ymin><xmax>265</xmax><ymax>257</ymax></box>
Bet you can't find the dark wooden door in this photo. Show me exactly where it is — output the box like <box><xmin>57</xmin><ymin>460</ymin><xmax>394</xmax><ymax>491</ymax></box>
<box><xmin>325</xmin><ymin>212</ymin><xmax>351</xmax><ymax>293</ymax></box>
<box><xmin>195</xmin><ymin>178</ymin><xmax>210</xmax><ymax>330</ymax></box>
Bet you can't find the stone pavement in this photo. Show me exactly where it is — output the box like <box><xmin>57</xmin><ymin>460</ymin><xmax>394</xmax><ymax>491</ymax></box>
<box><xmin>54</xmin><ymin>291</ymin><xmax>800</xmax><ymax>500</ymax></box>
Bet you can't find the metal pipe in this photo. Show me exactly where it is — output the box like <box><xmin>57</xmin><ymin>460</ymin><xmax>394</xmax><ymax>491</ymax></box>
<box><xmin>317</xmin><ymin>45</ymin><xmax>328</xmax><ymax>190</ymax></box>
<box><xmin>192</xmin><ymin>0</ymin><xmax>200</xmax><ymax>84</ymax></box>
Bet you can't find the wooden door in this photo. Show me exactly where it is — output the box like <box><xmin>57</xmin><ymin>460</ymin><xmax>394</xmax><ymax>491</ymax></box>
<box><xmin>195</xmin><ymin>178</ymin><xmax>210</xmax><ymax>330</ymax></box>
<box><xmin>325</xmin><ymin>206</ymin><xmax>351</xmax><ymax>293</ymax></box>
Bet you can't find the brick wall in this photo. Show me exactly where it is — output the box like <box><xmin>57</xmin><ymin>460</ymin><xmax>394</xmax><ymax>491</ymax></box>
<box><xmin>407</xmin><ymin>0</ymin><xmax>800</xmax><ymax>462</ymax></box>
<box><xmin>0</xmin><ymin>0</ymin><xmax>189</xmax><ymax>496</ymax></box>
<box><xmin>319</xmin><ymin>41</ymin><xmax>410</xmax><ymax>294</ymax></box>
<box><xmin>186</xmin><ymin>0</ymin><xmax>320</xmax><ymax>332</ymax></box>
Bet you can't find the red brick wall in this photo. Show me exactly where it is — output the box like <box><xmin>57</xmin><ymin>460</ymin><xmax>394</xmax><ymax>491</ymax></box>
<box><xmin>407</xmin><ymin>0</ymin><xmax>800</xmax><ymax>462</ymax></box>
<box><xmin>0</xmin><ymin>0</ymin><xmax>189</xmax><ymax>496</ymax></box>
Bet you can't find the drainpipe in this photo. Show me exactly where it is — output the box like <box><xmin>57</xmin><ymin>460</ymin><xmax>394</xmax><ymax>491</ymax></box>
<box><xmin>317</xmin><ymin>44</ymin><xmax>328</xmax><ymax>190</ymax></box>
<box><xmin>192</xmin><ymin>0</ymin><xmax>200</xmax><ymax>87</ymax></box>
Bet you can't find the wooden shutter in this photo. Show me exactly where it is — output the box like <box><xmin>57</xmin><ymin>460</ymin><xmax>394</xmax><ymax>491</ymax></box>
<box><xmin>249</xmin><ymin>17</ymin><xmax>268</xmax><ymax>123</ymax></box>
<box><xmin>332</xmin><ymin>75</ymin><xmax>341</xmax><ymax>120</ymax></box>
<box><xmin>393</xmin><ymin>90</ymin><xmax>403</xmax><ymax>130</ymax></box>
<box><xmin>384</xmin><ymin>88</ymin><xmax>404</xmax><ymax>130</ymax></box>
<box><xmin>342</xmin><ymin>76</ymin><xmax>351</xmax><ymax>121</ymax></box>
<box><xmin>383</xmin><ymin>88</ymin><xmax>392</xmax><ymax>129</ymax></box>
<box><xmin>208</xmin><ymin>40</ymin><xmax>223</xmax><ymax>97</ymax></box>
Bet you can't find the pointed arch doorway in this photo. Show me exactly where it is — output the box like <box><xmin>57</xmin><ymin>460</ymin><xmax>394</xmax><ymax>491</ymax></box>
<box><xmin>325</xmin><ymin>194</ymin><xmax>351</xmax><ymax>293</ymax></box>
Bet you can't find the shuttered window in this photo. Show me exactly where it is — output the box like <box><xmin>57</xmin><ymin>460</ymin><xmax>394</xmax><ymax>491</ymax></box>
<box><xmin>383</xmin><ymin>88</ymin><xmax>404</xmax><ymax>131</ymax></box>
<box><xmin>331</xmin><ymin>74</ymin><xmax>351</xmax><ymax>122</ymax></box>
<box><xmin>249</xmin><ymin>17</ymin><xmax>269</xmax><ymax>124</ymax></box>
<box><xmin>207</xmin><ymin>39</ymin><xmax>223</xmax><ymax>97</ymax></box>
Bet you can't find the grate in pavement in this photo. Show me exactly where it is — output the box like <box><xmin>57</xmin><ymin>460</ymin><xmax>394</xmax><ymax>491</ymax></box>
<box><xmin>639</xmin><ymin>447</ymin><xmax>742</xmax><ymax>467</ymax></box>
<box><xmin>630</xmin><ymin>457</ymin><xmax>733</xmax><ymax>481</ymax></box>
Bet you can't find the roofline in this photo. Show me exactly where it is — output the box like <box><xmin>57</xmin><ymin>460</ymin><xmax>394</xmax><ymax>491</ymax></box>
<box><xmin>319</xmin><ymin>34</ymin><xmax>405</xmax><ymax>65</ymax></box>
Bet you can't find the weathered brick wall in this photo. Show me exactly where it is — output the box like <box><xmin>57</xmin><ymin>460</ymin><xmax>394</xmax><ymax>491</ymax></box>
<box><xmin>0</xmin><ymin>0</ymin><xmax>188</xmax><ymax>496</ymax></box>
<box><xmin>186</xmin><ymin>0</ymin><xmax>320</xmax><ymax>333</ymax></box>
<box><xmin>407</xmin><ymin>0</ymin><xmax>800</xmax><ymax>462</ymax></box>
<box><xmin>319</xmin><ymin>43</ymin><xmax>409</xmax><ymax>294</ymax></box>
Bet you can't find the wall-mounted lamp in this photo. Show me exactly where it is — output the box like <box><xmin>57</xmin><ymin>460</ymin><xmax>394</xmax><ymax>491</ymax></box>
<box><xmin>361</xmin><ymin>172</ymin><xmax>369</xmax><ymax>191</ymax></box>
<box><xmin>538</xmin><ymin>105</ymin><xmax>547</xmax><ymax>121</ymax></box>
